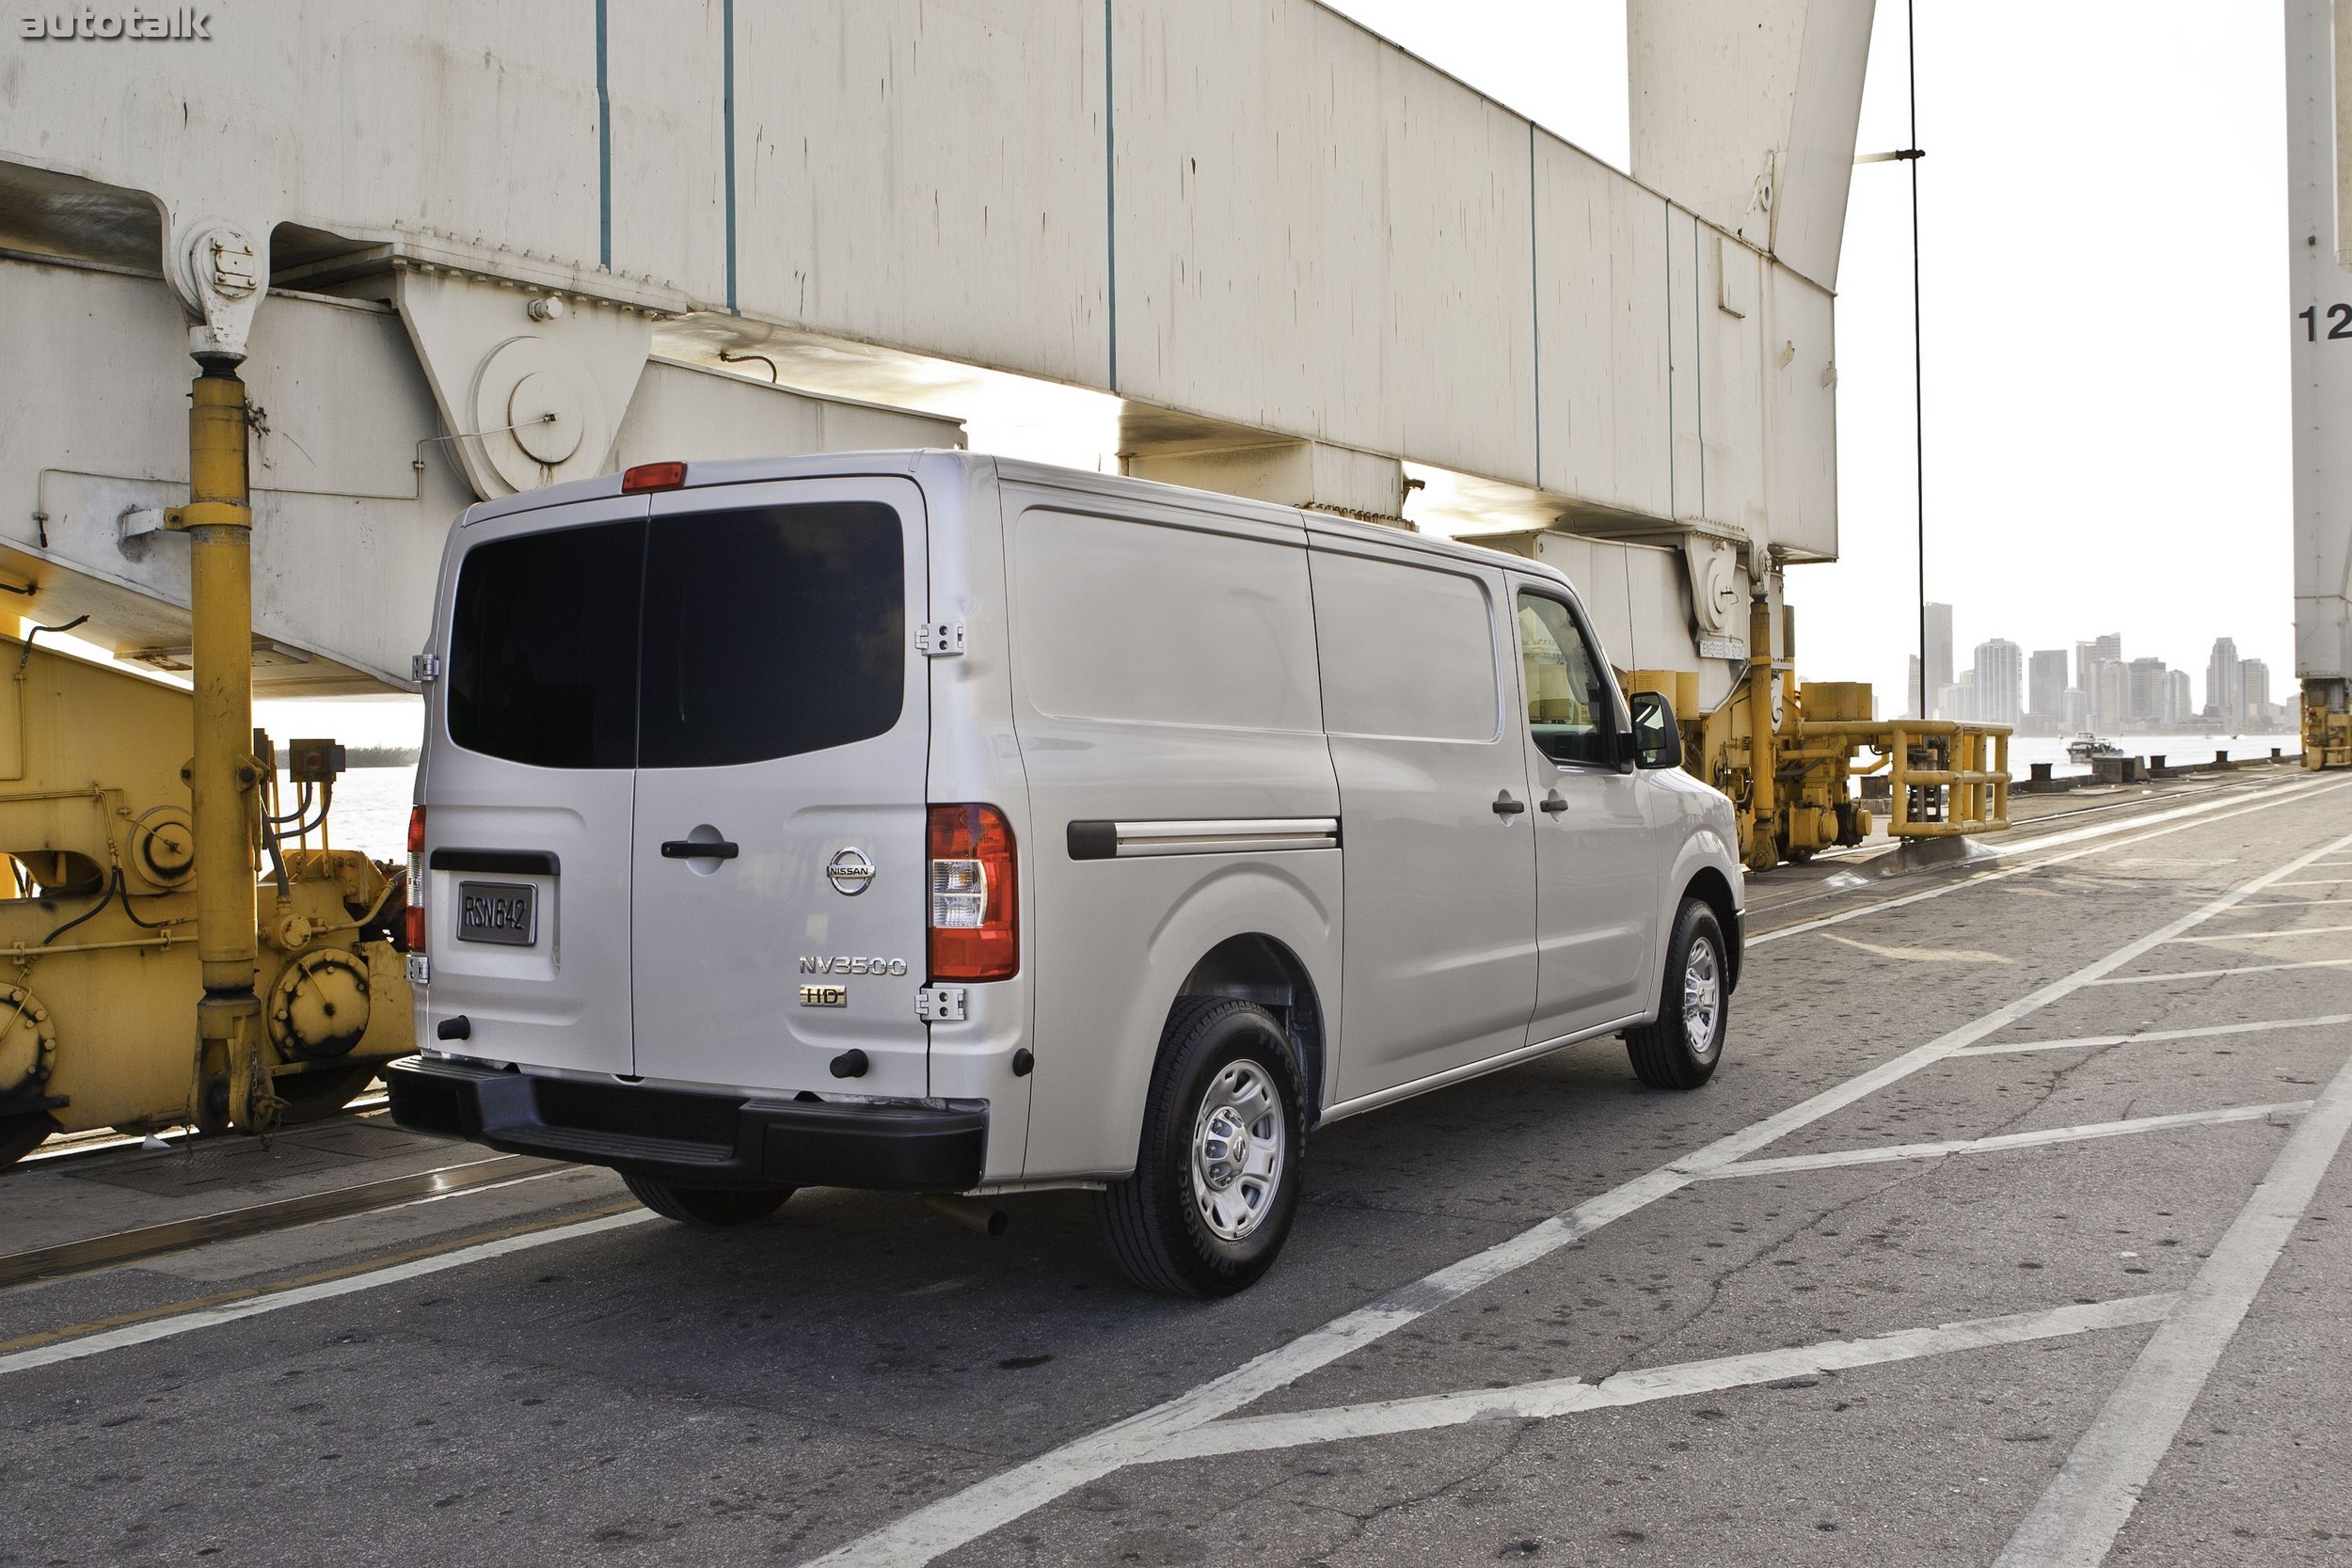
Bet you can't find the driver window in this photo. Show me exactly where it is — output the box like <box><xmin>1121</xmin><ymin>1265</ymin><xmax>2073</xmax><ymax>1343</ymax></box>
<box><xmin>1516</xmin><ymin>592</ymin><xmax>1613</xmax><ymax>767</ymax></box>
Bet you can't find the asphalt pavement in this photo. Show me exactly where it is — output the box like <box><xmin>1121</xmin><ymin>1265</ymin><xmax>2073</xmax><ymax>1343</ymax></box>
<box><xmin>3</xmin><ymin>767</ymin><xmax>2348</xmax><ymax>1567</ymax></box>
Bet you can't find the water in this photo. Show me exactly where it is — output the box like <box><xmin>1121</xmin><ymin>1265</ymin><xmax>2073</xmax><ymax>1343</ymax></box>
<box><xmin>2003</xmin><ymin>732</ymin><xmax>2299</xmax><ymax>779</ymax></box>
<box><xmin>284</xmin><ymin>765</ymin><xmax>416</xmax><ymax>863</ymax></box>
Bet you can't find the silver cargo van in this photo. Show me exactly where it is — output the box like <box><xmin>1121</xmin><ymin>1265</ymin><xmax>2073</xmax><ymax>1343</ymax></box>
<box><xmin>387</xmin><ymin>451</ymin><xmax>1745</xmax><ymax>1296</ymax></box>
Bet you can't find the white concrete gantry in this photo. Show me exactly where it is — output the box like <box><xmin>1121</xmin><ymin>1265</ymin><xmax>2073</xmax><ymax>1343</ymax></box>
<box><xmin>0</xmin><ymin>1</ymin><xmax>1873</xmax><ymax>695</ymax></box>
<box><xmin>2287</xmin><ymin>0</ymin><xmax>2352</xmax><ymax>712</ymax></box>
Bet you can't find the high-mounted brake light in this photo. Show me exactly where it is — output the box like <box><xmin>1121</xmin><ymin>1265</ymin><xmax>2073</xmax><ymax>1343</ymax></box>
<box><xmin>403</xmin><ymin>805</ymin><xmax>427</xmax><ymax>952</ymax></box>
<box><xmin>928</xmin><ymin>804</ymin><xmax>1017</xmax><ymax>982</ymax></box>
<box><xmin>621</xmin><ymin>460</ymin><xmax>689</xmax><ymax>494</ymax></box>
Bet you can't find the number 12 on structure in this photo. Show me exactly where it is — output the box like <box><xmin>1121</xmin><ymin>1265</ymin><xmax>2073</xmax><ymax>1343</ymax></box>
<box><xmin>2300</xmin><ymin>304</ymin><xmax>2352</xmax><ymax>339</ymax></box>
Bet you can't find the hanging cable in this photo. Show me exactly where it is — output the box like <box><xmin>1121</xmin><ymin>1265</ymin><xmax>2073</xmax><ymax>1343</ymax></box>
<box><xmin>1906</xmin><ymin>0</ymin><xmax>1927</xmax><ymax>721</ymax></box>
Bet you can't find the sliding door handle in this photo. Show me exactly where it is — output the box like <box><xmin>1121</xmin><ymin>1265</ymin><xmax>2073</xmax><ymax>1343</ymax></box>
<box><xmin>1491</xmin><ymin>792</ymin><xmax>1526</xmax><ymax>816</ymax></box>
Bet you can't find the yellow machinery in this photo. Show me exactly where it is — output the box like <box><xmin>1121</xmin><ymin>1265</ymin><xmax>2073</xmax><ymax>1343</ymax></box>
<box><xmin>1628</xmin><ymin>601</ymin><xmax>2010</xmax><ymax>873</ymax></box>
<box><xmin>2305</xmin><ymin>679</ymin><xmax>2352</xmax><ymax>770</ymax></box>
<box><xmin>0</xmin><ymin>633</ymin><xmax>414</xmax><ymax>1166</ymax></box>
<box><xmin>0</xmin><ymin>356</ymin><xmax>413</xmax><ymax>1169</ymax></box>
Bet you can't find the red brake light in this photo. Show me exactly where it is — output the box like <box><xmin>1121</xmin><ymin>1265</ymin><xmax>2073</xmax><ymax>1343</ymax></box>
<box><xmin>405</xmin><ymin>805</ymin><xmax>426</xmax><ymax>952</ymax></box>
<box><xmin>621</xmin><ymin>460</ymin><xmax>688</xmax><ymax>493</ymax></box>
<box><xmin>928</xmin><ymin>804</ymin><xmax>1017</xmax><ymax>982</ymax></box>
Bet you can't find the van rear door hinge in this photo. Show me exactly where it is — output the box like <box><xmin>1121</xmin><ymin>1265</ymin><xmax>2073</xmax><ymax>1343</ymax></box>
<box><xmin>412</xmin><ymin>653</ymin><xmax>441</xmax><ymax>683</ymax></box>
<box><xmin>915</xmin><ymin>621</ymin><xmax>965</xmax><ymax>657</ymax></box>
<box><xmin>915</xmin><ymin>985</ymin><xmax>968</xmax><ymax>1022</ymax></box>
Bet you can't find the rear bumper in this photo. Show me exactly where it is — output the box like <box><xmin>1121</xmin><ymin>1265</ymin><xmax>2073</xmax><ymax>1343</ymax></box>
<box><xmin>385</xmin><ymin>1055</ymin><xmax>987</xmax><ymax>1192</ymax></box>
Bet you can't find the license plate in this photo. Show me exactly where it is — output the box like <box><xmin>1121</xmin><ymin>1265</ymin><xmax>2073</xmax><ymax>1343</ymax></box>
<box><xmin>456</xmin><ymin>880</ymin><xmax>537</xmax><ymax>946</ymax></box>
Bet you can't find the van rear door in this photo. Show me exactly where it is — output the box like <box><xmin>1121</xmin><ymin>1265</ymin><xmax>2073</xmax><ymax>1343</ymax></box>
<box><xmin>426</xmin><ymin>494</ymin><xmax>647</xmax><ymax>1077</ymax></box>
<box><xmin>628</xmin><ymin>477</ymin><xmax>932</xmax><ymax>1099</ymax></box>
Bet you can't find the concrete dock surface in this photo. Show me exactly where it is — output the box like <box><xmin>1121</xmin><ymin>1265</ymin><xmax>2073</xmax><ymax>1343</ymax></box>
<box><xmin>3</xmin><ymin>761</ymin><xmax>2348</xmax><ymax>1566</ymax></box>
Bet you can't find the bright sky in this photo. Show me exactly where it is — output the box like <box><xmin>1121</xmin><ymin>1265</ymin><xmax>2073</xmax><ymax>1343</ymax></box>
<box><xmin>1328</xmin><ymin>0</ymin><xmax>2294</xmax><ymax>712</ymax></box>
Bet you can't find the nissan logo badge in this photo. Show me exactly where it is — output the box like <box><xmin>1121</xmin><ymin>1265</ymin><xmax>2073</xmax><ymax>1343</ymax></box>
<box><xmin>827</xmin><ymin>847</ymin><xmax>876</xmax><ymax>895</ymax></box>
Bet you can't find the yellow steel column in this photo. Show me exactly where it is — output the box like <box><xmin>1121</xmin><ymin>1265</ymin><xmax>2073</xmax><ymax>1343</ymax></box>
<box><xmin>1744</xmin><ymin>597</ymin><xmax>1778</xmax><ymax>869</ymax></box>
<box><xmin>172</xmin><ymin>359</ymin><xmax>268</xmax><ymax>1132</ymax></box>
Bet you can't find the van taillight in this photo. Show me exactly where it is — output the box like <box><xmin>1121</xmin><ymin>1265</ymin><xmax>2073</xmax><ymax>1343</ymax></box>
<box><xmin>928</xmin><ymin>804</ymin><xmax>1016</xmax><ymax>981</ymax></box>
<box><xmin>404</xmin><ymin>805</ymin><xmax>426</xmax><ymax>951</ymax></box>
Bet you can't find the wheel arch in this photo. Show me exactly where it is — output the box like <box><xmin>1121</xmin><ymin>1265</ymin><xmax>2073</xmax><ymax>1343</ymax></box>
<box><xmin>1680</xmin><ymin>866</ymin><xmax>1741</xmax><ymax>991</ymax></box>
<box><xmin>1176</xmin><ymin>932</ymin><xmax>1329</xmax><ymax>1125</ymax></box>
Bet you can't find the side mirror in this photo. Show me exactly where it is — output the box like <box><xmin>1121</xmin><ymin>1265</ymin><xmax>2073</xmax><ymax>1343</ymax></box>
<box><xmin>1629</xmin><ymin>690</ymin><xmax>1682</xmax><ymax>770</ymax></box>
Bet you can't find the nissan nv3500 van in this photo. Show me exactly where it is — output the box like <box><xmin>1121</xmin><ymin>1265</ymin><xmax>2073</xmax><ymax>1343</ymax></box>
<box><xmin>388</xmin><ymin>451</ymin><xmax>1745</xmax><ymax>1296</ymax></box>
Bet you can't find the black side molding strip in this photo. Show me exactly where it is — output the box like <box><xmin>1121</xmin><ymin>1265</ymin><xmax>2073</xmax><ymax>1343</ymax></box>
<box><xmin>1067</xmin><ymin>820</ymin><xmax>1120</xmax><ymax>862</ymax></box>
<box><xmin>428</xmin><ymin>847</ymin><xmax>560</xmax><ymax>876</ymax></box>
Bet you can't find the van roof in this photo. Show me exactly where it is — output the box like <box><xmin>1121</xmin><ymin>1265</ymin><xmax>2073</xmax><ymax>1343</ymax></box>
<box><xmin>459</xmin><ymin>450</ymin><xmax>1577</xmax><ymax>591</ymax></box>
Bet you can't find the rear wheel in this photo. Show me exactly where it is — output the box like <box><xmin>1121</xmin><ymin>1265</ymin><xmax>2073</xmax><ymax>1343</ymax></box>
<box><xmin>1096</xmin><ymin>997</ymin><xmax>1304</xmax><ymax>1298</ymax></box>
<box><xmin>623</xmin><ymin>1174</ymin><xmax>793</xmax><ymax>1227</ymax></box>
<box><xmin>1623</xmin><ymin>899</ymin><xmax>1728</xmax><ymax>1090</ymax></box>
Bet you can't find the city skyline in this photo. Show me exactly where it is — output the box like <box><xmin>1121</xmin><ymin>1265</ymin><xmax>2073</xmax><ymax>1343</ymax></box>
<box><xmin>1906</xmin><ymin>602</ymin><xmax>2287</xmax><ymax>734</ymax></box>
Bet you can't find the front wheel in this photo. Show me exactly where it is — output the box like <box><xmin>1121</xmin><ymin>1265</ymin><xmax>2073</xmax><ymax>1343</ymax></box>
<box><xmin>623</xmin><ymin>1174</ymin><xmax>793</xmax><ymax>1228</ymax></box>
<box><xmin>1096</xmin><ymin>997</ymin><xmax>1305</xmax><ymax>1298</ymax></box>
<box><xmin>1622</xmin><ymin>899</ymin><xmax>1729</xmax><ymax>1090</ymax></box>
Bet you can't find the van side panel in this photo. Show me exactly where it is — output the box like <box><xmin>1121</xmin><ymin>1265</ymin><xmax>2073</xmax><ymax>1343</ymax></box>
<box><xmin>1005</xmin><ymin>489</ymin><xmax>1343</xmax><ymax>1180</ymax></box>
<box><xmin>919</xmin><ymin>457</ymin><xmax>1037</xmax><ymax>1183</ymax></box>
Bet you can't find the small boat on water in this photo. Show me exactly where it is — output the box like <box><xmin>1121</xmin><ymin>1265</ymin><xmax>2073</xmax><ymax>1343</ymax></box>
<box><xmin>2066</xmin><ymin>734</ymin><xmax>2125</xmax><ymax>762</ymax></box>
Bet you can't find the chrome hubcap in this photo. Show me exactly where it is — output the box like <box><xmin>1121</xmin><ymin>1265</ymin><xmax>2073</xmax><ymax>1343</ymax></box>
<box><xmin>1682</xmin><ymin>937</ymin><xmax>1722</xmax><ymax>1058</ymax></box>
<box><xmin>1189</xmin><ymin>1059</ymin><xmax>1286</xmax><ymax>1242</ymax></box>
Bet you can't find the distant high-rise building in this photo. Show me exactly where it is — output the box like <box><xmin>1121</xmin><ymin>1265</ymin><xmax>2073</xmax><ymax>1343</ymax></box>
<box><xmin>2095</xmin><ymin>662</ymin><xmax>2131</xmax><ymax>732</ymax></box>
<box><xmin>2060</xmin><ymin>688</ymin><xmax>2090</xmax><ymax>732</ymax></box>
<box><xmin>2077</xmin><ymin>634</ymin><xmax>2122</xmax><ymax>691</ymax></box>
<box><xmin>2165</xmin><ymin>669</ymin><xmax>2194</xmax><ymax>727</ymax></box>
<box><xmin>2242</xmin><ymin>658</ymin><xmax>2271</xmax><ymax>724</ymax></box>
<box><xmin>1924</xmin><ymin>604</ymin><xmax>1954</xmax><ymax>719</ymax></box>
<box><xmin>1974</xmin><ymin>639</ymin><xmax>2024</xmax><ymax>729</ymax></box>
<box><xmin>2127</xmin><ymin>657</ymin><xmax>2169</xmax><ymax>724</ymax></box>
<box><xmin>2207</xmin><ymin>638</ymin><xmax>2244</xmax><ymax>725</ymax></box>
<box><xmin>1907</xmin><ymin>654</ymin><xmax>1923</xmax><ymax>720</ymax></box>
<box><xmin>2028</xmin><ymin>649</ymin><xmax>2069</xmax><ymax>731</ymax></box>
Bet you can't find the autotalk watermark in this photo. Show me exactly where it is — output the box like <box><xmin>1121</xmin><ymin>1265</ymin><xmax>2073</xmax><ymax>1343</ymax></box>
<box><xmin>19</xmin><ymin>7</ymin><xmax>213</xmax><ymax>39</ymax></box>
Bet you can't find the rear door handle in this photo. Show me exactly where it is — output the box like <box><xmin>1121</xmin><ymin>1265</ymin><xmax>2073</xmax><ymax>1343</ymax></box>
<box><xmin>1492</xmin><ymin>792</ymin><xmax>1526</xmax><ymax>816</ymax></box>
<box><xmin>1539</xmin><ymin>791</ymin><xmax>1567</xmax><ymax>815</ymax></box>
<box><xmin>661</xmin><ymin>839</ymin><xmax>739</xmax><ymax>861</ymax></box>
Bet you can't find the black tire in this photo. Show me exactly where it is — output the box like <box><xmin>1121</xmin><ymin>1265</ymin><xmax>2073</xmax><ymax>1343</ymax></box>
<box><xmin>1095</xmin><ymin>997</ymin><xmax>1306</xmax><ymax>1298</ymax></box>
<box><xmin>1623</xmin><ymin>899</ymin><xmax>1729</xmax><ymax>1091</ymax></box>
<box><xmin>0</xmin><ymin>1112</ymin><xmax>55</xmax><ymax>1170</ymax></box>
<box><xmin>622</xmin><ymin>1173</ymin><xmax>793</xmax><ymax>1227</ymax></box>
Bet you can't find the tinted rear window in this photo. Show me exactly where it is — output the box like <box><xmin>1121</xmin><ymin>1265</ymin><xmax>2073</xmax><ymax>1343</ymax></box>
<box><xmin>639</xmin><ymin>503</ymin><xmax>905</xmax><ymax>768</ymax></box>
<box><xmin>446</xmin><ymin>501</ymin><xmax>905</xmax><ymax>769</ymax></box>
<box><xmin>447</xmin><ymin>519</ymin><xmax>645</xmax><ymax>769</ymax></box>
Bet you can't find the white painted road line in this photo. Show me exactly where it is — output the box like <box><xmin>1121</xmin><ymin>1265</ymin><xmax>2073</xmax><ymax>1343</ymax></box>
<box><xmin>1696</xmin><ymin>1102</ymin><xmax>2311</xmax><ymax>1182</ymax></box>
<box><xmin>2085</xmin><ymin>958</ymin><xmax>2352</xmax><ymax>987</ymax></box>
<box><xmin>2266</xmin><ymin>876</ymin><xmax>2352</xmax><ymax>887</ymax></box>
<box><xmin>0</xmin><ymin>1211</ymin><xmax>657</xmax><ymax>1378</ymax></box>
<box><xmin>1951</xmin><ymin>1014</ymin><xmax>2352</xmax><ymax>1056</ymax></box>
<box><xmin>1752</xmin><ymin>778</ymin><xmax>2352</xmax><ymax>949</ymax></box>
<box><xmin>1993</xmin><ymin>1039</ymin><xmax>2352</xmax><ymax>1567</ymax></box>
<box><xmin>1149</xmin><ymin>1295</ymin><xmax>2178</xmax><ymax>1464</ymax></box>
<box><xmin>2168</xmin><ymin>923</ymin><xmax>2352</xmax><ymax>943</ymax></box>
<box><xmin>802</xmin><ymin>825</ymin><xmax>2352</xmax><ymax>1568</ymax></box>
